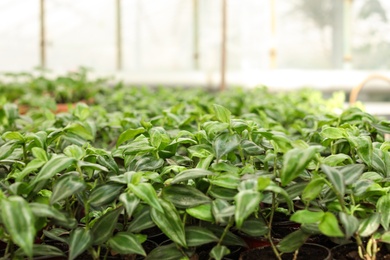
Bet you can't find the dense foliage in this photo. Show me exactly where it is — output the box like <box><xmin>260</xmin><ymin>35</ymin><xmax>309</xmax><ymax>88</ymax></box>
<box><xmin>0</xmin><ymin>71</ymin><xmax>390</xmax><ymax>259</ymax></box>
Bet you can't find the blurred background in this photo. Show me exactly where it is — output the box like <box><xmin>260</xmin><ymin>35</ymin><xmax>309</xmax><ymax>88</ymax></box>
<box><xmin>1</xmin><ymin>0</ymin><xmax>390</xmax><ymax>94</ymax></box>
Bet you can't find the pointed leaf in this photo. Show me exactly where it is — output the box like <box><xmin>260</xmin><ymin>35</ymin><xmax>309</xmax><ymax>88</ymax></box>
<box><xmin>321</xmin><ymin>164</ymin><xmax>345</xmax><ymax>197</ymax></box>
<box><xmin>213</xmin><ymin>104</ymin><xmax>231</xmax><ymax>124</ymax></box>
<box><xmin>146</xmin><ymin>243</ymin><xmax>185</xmax><ymax>260</ymax></box>
<box><xmin>214</xmin><ymin>133</ymin><xmax>240</xmax><ymax>160</ymax></box>
<box><xmin>14</xmin><ymin>244</ymin><xmax>65</xmax><ymax>258</ymax></box>
<box><xmin>91</xmin><ymin>207</ymin><xmax>123</xmax><ymax>245</ymax></box>
<box><xmin>64</xmin><ymin>122</ymin><xmax>93</xmax><ymax>140</ymax></box>
<box><xmin>277</xmin><ymin>229</ymin><xmax>310</xmax><ymax>253</ymax></box>
<box><xmin>210</xmin><ymin>245</ymin><xmax>230</xmax><ymax>260</ymax></box>
<box><xmin>16</xmin><ymin>159</ymin><xmax>46</xmax><ymax>181</ymax></box>
<box><xmin>119</xmin><ymin>192</ymin><xmax>140</xmax><ymax>217</ymax></box>
<box><xmin>68</xmin><ymin>227</ymin><xmax>93</xmax><ymax>260</ymax></box>
<box><xmin>107</xmin><ymin>232</ymin><xmax>146</xmax><ymax>256</ymax></box>
<box><xmin>127</xmin><ymin>206</ymin><xmax>155</xmax><ymax>233</ymax></box>
<box><xmin>319</xmin><ymin>212</ymin><xmax>344</xmax><ymax>237</ymax></box>
<box><xmin>340</xmin><ymin>164</ymin><xmax>365</xmax><ymax>185</ymax></box>
<box><xmin>281</xmin><ymin>146</ymin><xmax>323</xmax><ymax>186</ymax></box>
<box><xmin>171</xmin><ymin>168</ymin><xmax>215</xmax><ymax>184</ymax></box>
<box><xmin>33</xmin><ymin>155</ymin><xmax>76</xmax><ymax>184</ymax></box>
<box><xmin>2</xmin><ymin>131</ymin><xmax>24</xmax><ymax>141</ymax></box>
<box><xmin>150</xmin><ymin>199</ymin><xmax>187</xmax><ymax>248</ymax></box>
<box><xmin>50</xmin><ymin>174</ymin><xmax>86</xmax><ymax>205</ymax></box>
<box><xmin>339</xmin><ymin>212</ymin><xmax>359</xmax><ymax>238</ymax></box>
<box><xmin>302</xmin><ymin>178</ymin><xmax>325</xmax><ymax>202</ymax></box>
<box><xmin>162</xmin><ymin>184</ymin><xmax>211</xmax><ymax>208</ymax></box>
<box><xmin>1</xmin><ymin>196</ymin><xmax>36</xmax><ymax>258</ymax></box>
<box><xmin>358</xmin><ymin>213</ymin><xmax>381</xmax><ymax>237</ymax></box>
<box><xmin>185</xmin><ymin>226</ymin><xmax>219</xmax><ymax>247</ymax></box>
<box><xmin>129</xmin><ymin>183</ymin><xmax>163</xmax><ymax>213</ymax></box>
<box><xmin>186</xmin><ymin>203</ymin><xmax>214</xmax><ymax>222</ymax></box>
<box><xmin>290</xmin><ymin>210</ymin><xmax>325</xmax><ymax>224</ymax></box>
<box><xmin>349</xmin><ymin>136</ymin><xmax>372</xmax><ymax>166</ymax></box>
<box><xmin>321</xmin><ymin>127</ymin><xmax>346</xmax><ymax>139</ymax></box>
<box><xmin>31</xmin><ymin>147</ymin><xmax>48</xmax><ymax>162</ymax></box>
<box><xmin>97</xmin><ymin>155</ymin><xmax>119</xmax><ymax>174</ymax></box>
<box><xmin>239</xmin><ymin>217</ymin><xmax>268</xmax><ymax>237</ymax></box>
<box><xmin>377</xmin><ymin>194</ymin><xmax>390</xmax><ymax>230</ymax></box>
<box><xmin>234</xmin><ymin>190</ymin><xmax>261</xmax><ymax>228</ymax></box>
<box><xmin>241</xmin><ymin>140</ymin><xmax>264</xmax><ymax>155</ymax></box>
<box><xmin>88</xmin><ymin>183</ymin><xmax>123</xmax><ymax>208</ymax></box>
<box><xmin>64</xmin><ymin>145</ymin><xmax>85</xmax><ymax>160</ymax></box>
<box><xmin>30</xmin><ymin>202</ymin><xmax>76</xmax><ymax>229</ymax></box>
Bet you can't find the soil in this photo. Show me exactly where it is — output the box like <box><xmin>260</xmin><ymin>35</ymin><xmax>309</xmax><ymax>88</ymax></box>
<box><xmin>240</xmin><ymin>243</ymin><xmax>331</xmax><ymax>260</ymax></box>
<box><xmin>331</xmin><ymin>243</ymin><xmax>390</xmax><ymax>260</ymax></box>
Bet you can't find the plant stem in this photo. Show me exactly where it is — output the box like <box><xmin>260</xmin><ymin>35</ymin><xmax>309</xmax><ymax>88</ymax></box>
<box><xmin>267</xmin><ymin>193</ymin><xmax>282</xmax><ymax>260</ymax></box>
<box><xmin>355</xmin><ymin>234</ymin><xmax>368</xmax><ymax>259</ymax></box>
<box><xmin>217</xmin><ymin>217</ymin><xmax>234</xmax><ymax>246</ymax></box>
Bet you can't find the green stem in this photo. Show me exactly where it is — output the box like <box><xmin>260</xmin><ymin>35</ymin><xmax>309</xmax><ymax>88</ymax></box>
<box><xmin>354</xmin><ymin>234</ymin><xmax>368</xmax><ymax>259</ymax></box>
<box><xmin>217</xmin><ymin>217</ymin><xmax>234</xmax><ymax>247</ymax></box>
<box><xmin>22</xmin><ymin>143</ymin><xmax>27</xmax><ymax>163</ymax></box>
<box><xmin>267</xmin><ymin>193</ymin><xmax>282</xmax><ymax>260</ymax></box>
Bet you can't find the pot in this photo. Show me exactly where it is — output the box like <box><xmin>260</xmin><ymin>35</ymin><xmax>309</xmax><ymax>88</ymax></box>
<box><xmin>331</xmin><ymin>243</ymin><xmax>390</xmax><ymax>260</ymax></box>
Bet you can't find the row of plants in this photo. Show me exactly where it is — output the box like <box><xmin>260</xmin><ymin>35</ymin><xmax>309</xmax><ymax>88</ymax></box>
<box><xmin>0</xmin><ymin>71</ymin><xmax>390</xmax><ymax>259</ymax></box>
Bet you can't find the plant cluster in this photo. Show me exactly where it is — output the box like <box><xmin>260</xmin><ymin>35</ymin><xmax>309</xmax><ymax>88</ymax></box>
<box><xmin>0</xmin><ymin>74</ymin><xmax>390</xmax><ymax>260</ymax></box>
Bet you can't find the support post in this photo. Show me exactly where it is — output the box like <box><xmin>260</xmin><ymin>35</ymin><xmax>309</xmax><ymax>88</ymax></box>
<box><xmin>39</xmin><ymin>0</ymin><xmax>46</xmax><ymax>68</ymax></box>
<box><xmin>269</xmin><ymin>0</ymin><xmax>277</xmax><ymax>69</ymax></box>
<box><xmin>193</xmin><ymin>0</ymin><xmax>199</xmax><ymax>70</ymax></box>
<box><xmin>220</xmin><ymin>0</ymin><xmax>227</xmax><ymax>91</ymax></box>
<box><xmin>343</xmin><ymin>0</ymin><xmax>353</xmax><ymax>69</ymax></box>
<box><xmin>116</xmin><ymin>0</ymin><xmax>123</xmax><ymax>70</ymax></box>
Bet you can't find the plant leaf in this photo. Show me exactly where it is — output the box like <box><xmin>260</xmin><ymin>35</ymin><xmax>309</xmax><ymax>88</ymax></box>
<box><xmin>1</xmin><ymin>196</ymin><xmax>36</xmax><ymax>258</ymax></box>
<box><xmin>185</xmin><ymin>226</ymin><xmax>219</xmax><ymax>247</ymax></box>
<box><xmin>129</xmin><ymin>183</ymin><xmax>163</xmax><ymax>213</ymax></box>
<box><xmin>171</xmin><ymin>168</ymin><xmax>215</xmax><ymax>184</ymax></box>
<box><xmin>281</xmin><ymin>146</ymin><xmax>322</xmax><ymax>186</ymax></box>
<box><xmin>150</xmin><ymin>199</ymin><xmax>187</xmax><ymax>248</ymax></box>
<box><xmin>321</xmin><ymin>164</ymin><xmax>345</xmax><ymax>197</ymax></box>
<box><xmin>339</xmin><ymin>212</ymin><xmax>359</xmax><ymax>239</ymax></box>
<box><xmin>146</xmin><ymin>243</ymin><xmax>185</xmax><ymax>260</ymax></box>
<box><xmin>319</xmin><ymin>212</ymin><xmax>344</xmax><ymax>237</ymax></box>
<box><xmin>321</xmin><ymin>127</ymin><xmax>346</xmax><ymax>139</ymax></box>
<box><xmin>2</xmin><ymin>131</ymin><xmax>24</xmax><ymax>141</ymax></box>
<box><xmin>50</xmin><ymin>174</ymin><xmax>86</xmax><ymax>205</ymax></box>
<box><xmin>117</xmin><ymin>127</ymin><xmax>146</xmax><ymax>147</ymax></box>
<box><xmin>234</xmin><ymin>190</ymin><xmax>261</xmax><ymax>228</ymax></box>
<box><xmin>377</xmin><ymin>194</ymin><xmax>390</xmax><ymax>231</ymax></box>
<box><xmin>33</xmin><ymin>155</ymin><xmax>76</xmax><ymax>184</ymax></box>
<box><xmin>214</xmin><ymin>133</ymin><xmax>240</xmax><ymax>160</ymax></box>
<box><xmin>210</xmin><ymin>245</ymin><xmax>230</xmax><ymax>260</ymax></box>
<box><xmin>97</xmin><ymin>155</ymin><xmax>119</xmax><ymax>175</ymax></box>
<box><xmin>31</xmin><ymin>147</ymin><xmax>48</xmax><ymax>162</ymax></box>
<box><xmin>213</xmin><ymin>104</ymin><xmax>231</xmax><ymax>124</ymax></box>
<box><xmin>277</xmin><ymin>229</ymin><xmax>310</xmax><ymax>253</ymax></box>
<box><xmin>186</xmin><ymin>203</ymin><xmax>214</xmax><ymax>222</ymax></box>
<box><xmin>107</xmin><ymin>232</ymin><xmax>146</xmax><ymax>256</ymax></box>
<box><xmin>88</xmin><ymin>183</ymin><xmax>123</xmax><ymax>208</ymax></box>
<box><xmin>290</xmin><ymin>210</ymin><xmax>325</xmax><ymax>224</ymax></box>
<box><xmin>162</xmin><ymin>184</ymin><xmax>211</xmax><ymax>208</ymax></box>
<box><xmin>358</xmin><ymin>213</ymin><xmax>381</xmax><ymax>237</ymax></box>
<box><xmin>302</xmin><ymin>177</ymin><xmax>325</xmax><ymax>202</ymax></box>
<box><xmin>119</xmin><ymin>192</ymin><xmax>140</xmax><ymax>218</ymax></box>
<box><xmin>91</xmin><ymin>207</ymin><xmax>123</xmax><ymax>245</ymax></box>
<box><xmin>127</xmin><ymin>206</ymin><xmax>155</xmax><ymax>233</ymax></box>
<box><xmin>340</xmin><ymin>164</ymin><xmax>365</xmax><ymax>185</ymax></box>
<box><xmin>68</xmin><ymin>227</ymin><xmax>93</xmax><ymax>260</ymax></box>
<box><xmin>14</xmin><ymin>244</ymin><xmax>65</xmax><ymax>258</ymax></box>
<box><xmin>239</xmin><ymin>217</ymin><xmax>268</xmax><ymax>237</ymax></box>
